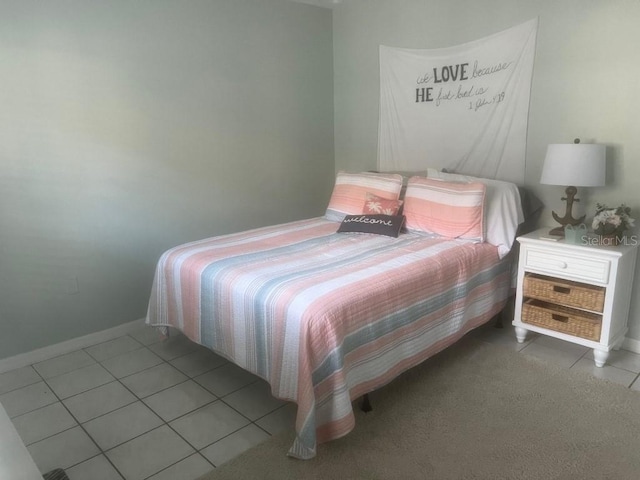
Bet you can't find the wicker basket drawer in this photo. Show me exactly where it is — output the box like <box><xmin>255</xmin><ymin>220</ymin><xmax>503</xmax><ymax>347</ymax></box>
<box><xmin>523</xmin><ymin>273</ymin><xmax>605</xmax><ymax>313</ymax></box>
<box><xmin>522</xmin><ymin>299</ymin><xmax>602</xmax><ymax>341</ymax></box>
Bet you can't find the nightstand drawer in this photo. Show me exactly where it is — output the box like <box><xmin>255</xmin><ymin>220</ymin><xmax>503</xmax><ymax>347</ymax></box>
<box><xmin>523</xmin><ymin>248</ymin><xmax>610</xmax><ymax>284</ymax></box>
<box><xmin>523</xmin><ymin>273</ymin><xmax>605</xmax><ymax>312</ymax></box>
<box><xmin>522</xmin><ymin>299</ymin><xmax>602</xmax><ymax>341</ymax></box>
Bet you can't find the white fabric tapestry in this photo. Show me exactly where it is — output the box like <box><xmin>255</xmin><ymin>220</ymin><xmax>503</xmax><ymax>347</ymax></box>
<box><xmin>378</xmin><ymin>18</ymin><xmax>538</xmax><ymax>184</ymax></box>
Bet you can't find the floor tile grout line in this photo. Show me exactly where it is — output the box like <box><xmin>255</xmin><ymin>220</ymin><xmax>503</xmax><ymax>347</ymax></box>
<box><xmin>32</xmin><ymin>355</ymin><xmax>98</xmax><ymax>382</ymax></box>
<box><xmin>86</xmin><ymin>422</ymin><xmax>198</xmax><ymax>479</ymax></box>
<box><xmin>136</xmin><ymin>376</ymin><xmax>196</xmax><ymax>401</ymax></box>
<box><xmin>11</xmin><ymin>328</ymin><xmax>640</xmax><ymax>478</ymax></box>
<box><xmin>23</xmin><ymin>370</ymin><xmax>129</xmax><ymax>480</ymax></box>
<box><xmin>140</xmin><ymin>452</ymin><xmax>215</xmax><ymax>480</ymax></box>
<box><xmin>158</xmin><ymin>397</ymin><xmax>220</xmax><ymax>425</ymax></box>
<box><xmin>160</xmin><ymin>410</ymin><xmax>221</xmax><ymax>470</ymax></box>
<box><xmin>13</xmin><ymin>372</ymin><xmax>79</xmax><ymax>447</ymax></box>
<box><xmin>568</xmin><ymin>347</ymin><xmax>590</xmax><ymax>369</ymax></box>
<box><xmin>474</xmin><ymin>329</ymin><xmax>640</xmax><ymax>388</ymax></box>
<box><xmin>191</xmin><ymin>375</ymin><xmax>261</xmax><ymax>400</ymax></box>
<box><xmin>82</xmin><ymin>334</ymin><xmax>145</xmax><ymax>364</ymax></box>
<box><xmin>186</xmin><ymin>418</ymin><xmax>272</xmax><ymax>469</ymax></box>
<box><xmin>13</xmin><ymin>353</ymin><xmax>261</xmax><ymax>460</ymax></box>
<box><xmin>2</xmin><ymin>329</ymin><xmax>164</xmax><ymax>393</ymax></box>
<box><xmin>78</xmin><ymin>390</ymin><xmax>223</xmax><ymax>456</ymax></box>
<box><xmin>179</xmin><ymin>396</ymin><xmax>285</xmax><ymax>451</ymax></box>
<box><xmin>76</xmin><ymin>388</ymin><xmax>248</xmax><ymax>477</ymax></box>
<box><xmin>1</xmin><ymin>351</ymin><xmax>178</xmax><ymax>405</ymax></box>
<box><xmin>0</xmin><ymin>382</ymin><xmax>60</xmax><ymax>420</ymax></box>
<box><xmin>19</xmin><ymin>366</ymin><xmax>274</xmax><ymax>478</ymax></box>
<box><xmin>0</xmin><ymin>374</ymin><xmax>44</xmax><ymax>397</ymax></box>
<box><xmin>2</xmin><ymin>332</ymin><xmax>225</xmax><ymax>478</ymax></box>
<box><xmin>130</xmin><ymin>381</ymin><xmax>286</xmax><ymax>468</ymax></box>
<box><xmin>108</xmin><ymin>355</ymin><xmax>175</xmax><ymax>383</ymax></box>
<box><xmin>217</xmin><ymin>391</ymin><xmax>281</xmax><ymax>421</ymax></box>
<box><xmin>55</xmin><ymin>377</ymin><xmax>288</xmax><ymax>468</ymax></box>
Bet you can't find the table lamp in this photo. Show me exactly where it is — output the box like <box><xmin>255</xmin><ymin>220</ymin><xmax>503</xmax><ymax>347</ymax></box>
<box><xmin>540</xmin><ymin>139</ymin><xmax>606</xmax><ymax>236</ymax></box>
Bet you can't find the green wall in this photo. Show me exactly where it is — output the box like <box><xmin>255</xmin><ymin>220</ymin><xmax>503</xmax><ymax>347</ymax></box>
<box><xmin>332</xmin><ymin>0</ymin><xmax>640</xmax><ymax>342</ymax></box>
<box><xmin>5</xmin><ymin>0</ymin><xmax>640</xmax><ymax>359</ymax></box>
<box><xmin>0</xmin><ymin>0</ymin><xmax>334</xmax><ymax>359</ymax></box>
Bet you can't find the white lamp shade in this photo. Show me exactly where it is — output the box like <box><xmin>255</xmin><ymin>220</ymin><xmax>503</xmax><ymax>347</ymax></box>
<box><xmin>540</xmin><ymin>143</ymin><xmax>606</xmax><ymax>187</ymax></box>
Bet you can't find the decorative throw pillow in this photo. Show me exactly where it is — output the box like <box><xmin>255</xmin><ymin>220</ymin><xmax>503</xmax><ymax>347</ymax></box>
<box><xmin>363</xmin><ymin>192</ymin><xmax>403</xmax><ymax>215</ymax></box>
<box><xmin>325</xmin><ymin>171</ymin><xmax>404</xmax><ymax>222</ymax></box>
<box><xmin>403</xmin><ymin>177</ymin><xmax>485</xmax><ymax>241</ymax></box>
<box><xmin>337</xmin><ymin>214</ymin><xmax>406</xmax><ymax>238</ymax></box>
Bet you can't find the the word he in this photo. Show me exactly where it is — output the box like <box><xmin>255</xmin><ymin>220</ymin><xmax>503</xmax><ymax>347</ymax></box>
<box><xmin>416</xmin><ymin>63</ymin><xmax>469</xmax><ymax>103</ymax></box>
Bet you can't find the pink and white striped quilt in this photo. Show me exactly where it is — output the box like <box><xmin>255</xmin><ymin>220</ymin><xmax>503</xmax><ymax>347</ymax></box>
<box><xmin>146</xmin><ymin>217</ymin><xmax>511</xmax><ymax>458</ymax></box>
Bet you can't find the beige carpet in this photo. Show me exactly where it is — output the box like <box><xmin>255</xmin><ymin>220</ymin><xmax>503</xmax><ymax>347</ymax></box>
<box><xmin>199</xmin><ymin>337</ymin><xmax>640</xmax><ymax>480</ymax></box>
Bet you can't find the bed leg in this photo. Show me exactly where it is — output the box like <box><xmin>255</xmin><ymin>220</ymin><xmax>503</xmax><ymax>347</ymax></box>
<box><xmin>494</xmin><ymin>311</ymin><xmax>504</xmax><ymax>329</ymax></box>
<box><xmin>495</xmin><ymin>294</ymin><xmax>516</xmax><ymax>329</ymax></box>
<box><xmin>361</xmin><ymin>393</ymin><xmax>373</xmax><ymax>413</ymax></box>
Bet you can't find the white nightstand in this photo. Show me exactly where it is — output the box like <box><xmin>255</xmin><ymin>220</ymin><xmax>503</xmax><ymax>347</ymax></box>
<box><xmin>512</xmin><ymin>228</ymin><xmax>638</xmax><ymax>367</ymax></box>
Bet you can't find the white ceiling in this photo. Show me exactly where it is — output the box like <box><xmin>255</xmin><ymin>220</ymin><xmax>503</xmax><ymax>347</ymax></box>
<box><xmin>289</xmin><ymin>0</ymin><xmax>341</xmax><ymax>8</ymax></box>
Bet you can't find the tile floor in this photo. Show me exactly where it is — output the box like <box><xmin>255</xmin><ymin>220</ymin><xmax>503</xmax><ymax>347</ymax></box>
<box><xmin>0</xmin><ymin>325</ymin><xmax>296</xmax><ymax>480</ymax></box>
<box><xmin>2</xmin><ymin>321</ymin><xmax>640</xmax><ymax>479</ymax></box>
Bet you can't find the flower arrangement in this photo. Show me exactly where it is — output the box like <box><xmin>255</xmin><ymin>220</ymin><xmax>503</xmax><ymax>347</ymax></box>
<box><xmin>592</xmin><ymin>203</ymin><xmax>635</xmax><ymax>236</ymax></box>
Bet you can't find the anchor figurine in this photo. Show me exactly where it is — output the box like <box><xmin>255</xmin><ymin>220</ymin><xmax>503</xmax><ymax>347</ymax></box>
<box><xmin>549</xmin><ymin>185</ymin><xmax>585</xmax><ymax>236</ymax></box>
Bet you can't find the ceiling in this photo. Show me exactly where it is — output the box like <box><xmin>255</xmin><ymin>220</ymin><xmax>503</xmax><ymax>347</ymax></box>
<box><xmin>290</xmin><ymin>0</ymin><xmax>342</xmax><ymax>8</ymax></box>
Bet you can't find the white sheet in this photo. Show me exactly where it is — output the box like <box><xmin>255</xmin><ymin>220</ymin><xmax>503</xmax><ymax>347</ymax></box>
<box><xmin>378</xmin><ymin>18</ymin><xmax>538</xmax><ymax>184</ymax></box>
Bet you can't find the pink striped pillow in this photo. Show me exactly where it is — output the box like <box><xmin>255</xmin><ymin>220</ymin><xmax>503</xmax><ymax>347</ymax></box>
<box><xmin>403</xmin><ymin>177</ymin><xmax>485</xmax><ymax>241</ymax></box>
<box><xmin>325</xmin><ymin>172</ymin><xmax>403</xmax><ymax>222</ymax></box>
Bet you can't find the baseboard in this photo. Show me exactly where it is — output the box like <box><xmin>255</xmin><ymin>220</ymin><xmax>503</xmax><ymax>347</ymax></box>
<box><xmin>3</xmin><ymin>320</ymin><xmax>638</xmax><ymax>375</ymax></box>
<box><xmin>0</xmin><ymin>318</ymin><xmax>146</xmax><ymax>374</ymax></box>
<box><xmin>622</xmin><ymin>336</ymin><xmax>640</xmax><ymax>355</ymax></box>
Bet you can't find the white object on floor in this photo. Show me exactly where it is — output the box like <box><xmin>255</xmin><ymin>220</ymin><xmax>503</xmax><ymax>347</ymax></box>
<box><xmin>0</xmin><ymin>402</ymin><xmax>42</xmax><ymax>480</ymax></box>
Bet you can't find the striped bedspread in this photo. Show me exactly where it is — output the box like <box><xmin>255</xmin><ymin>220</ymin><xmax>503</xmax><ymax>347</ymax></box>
<box><xmin>146</xmin><ymin>217</ymin><xmax>511</xmax><ymax>459</ymax></box>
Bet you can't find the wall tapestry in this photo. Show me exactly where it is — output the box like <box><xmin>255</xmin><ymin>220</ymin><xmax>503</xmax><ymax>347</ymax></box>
<box><xmin>378</xmin><ymin>18</ymin><xmax>538</xmax><ymax>184</ymax></box>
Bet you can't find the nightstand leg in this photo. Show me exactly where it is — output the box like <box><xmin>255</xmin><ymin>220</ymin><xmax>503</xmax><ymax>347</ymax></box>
<box><xmin>514</xmin><ymin>326</ymin><xmax>528</xmax><ymax>344</ymax></box>
<box><xmin>593</xmin><ymin>349</ymin><xmax>609</xmax><ymax>368</ymax></box>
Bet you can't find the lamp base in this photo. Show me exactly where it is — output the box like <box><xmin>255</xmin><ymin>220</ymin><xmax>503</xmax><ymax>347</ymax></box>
<box><xmin>547</xmin><ymin>225</ymin><xmax>567</xmax><ymax>237</ymax></box>
<box><xmin>550</xmin><ymin>186</ymin><xmax>586</xmax><ymax>237</ymax></box>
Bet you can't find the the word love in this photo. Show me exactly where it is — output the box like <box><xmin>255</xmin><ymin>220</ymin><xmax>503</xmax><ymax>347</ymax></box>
<box><xmin>433</xmin><ymin>63</ymin><xmax>469</xmax><ymax>83</ymax></box>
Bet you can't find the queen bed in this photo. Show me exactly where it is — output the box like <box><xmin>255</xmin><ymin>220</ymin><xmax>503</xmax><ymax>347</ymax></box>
<box><xmin>146</xmin><ymin>169</ymin><xmax>525</xmax><ymax>459</ymax></box>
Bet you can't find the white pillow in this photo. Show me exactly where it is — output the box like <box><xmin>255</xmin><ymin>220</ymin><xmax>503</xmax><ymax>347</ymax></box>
<box><xmin>427</xmin><ymin>169</ymin><xmax>524</xmax><ymax>258</ymax></box>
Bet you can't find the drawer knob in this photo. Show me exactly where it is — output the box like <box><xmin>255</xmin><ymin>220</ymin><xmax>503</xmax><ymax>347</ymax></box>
<box><xmin>557</xmin><ymin>261</ymin><xmax>568</xmax><ymax>269</ymax></box>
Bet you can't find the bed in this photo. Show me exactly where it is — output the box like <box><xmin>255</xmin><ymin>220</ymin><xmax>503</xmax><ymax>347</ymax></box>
<box><xmin>146</xmin><ymin>170</ymin><xmax>525</xmax><ymax>459</ymax></box>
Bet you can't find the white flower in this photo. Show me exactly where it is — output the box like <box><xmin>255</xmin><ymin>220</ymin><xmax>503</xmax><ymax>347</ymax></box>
<box><xmin>366</xmin><ymin>200</ymin><xmax>382</xmax><ymax>213</ymax></box>
<box><xmin>593</xmin><ymin>203</ymin><xmax>635</xmax><ymax>233</ymax></box>
<box><xmin>592</xmin><ymin>217</ymin><xmax>600</xmax><ymax>230</ymax></box>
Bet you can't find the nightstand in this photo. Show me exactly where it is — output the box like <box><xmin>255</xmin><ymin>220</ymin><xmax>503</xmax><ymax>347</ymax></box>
<box><xmin>512</xmin><ymin>228</ymin><xmax>638</xmax><ymax>367</ymax></box>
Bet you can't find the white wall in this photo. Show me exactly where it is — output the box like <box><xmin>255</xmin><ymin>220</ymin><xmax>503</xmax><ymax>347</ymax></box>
<box><xmin>0</xmin><ymin>0</ymin><xmax>334</xmax><ymax>359</ymax></box>
<box><xmin>332</xmin><ymin>0</ymin><xmax>640</xmax><ymax>340</ymax></box>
